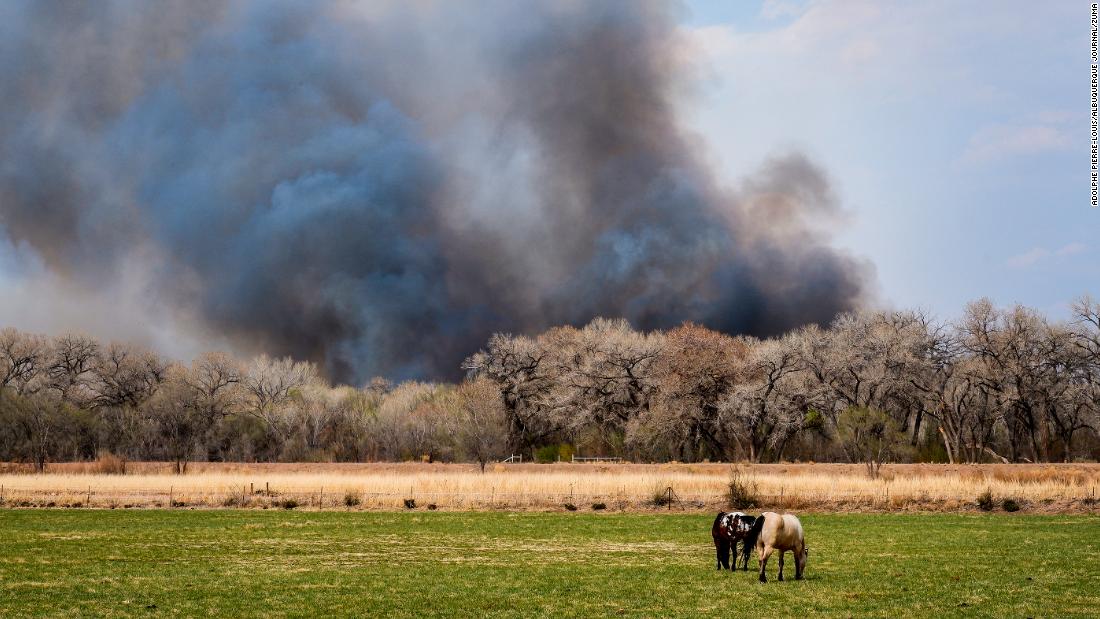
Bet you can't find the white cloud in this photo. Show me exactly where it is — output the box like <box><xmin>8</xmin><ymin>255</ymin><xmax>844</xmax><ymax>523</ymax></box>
<box><xmin>1006</xmin><ymin>247</ymin><xmax>1050</xmax><ymax>268</ymax></box>
<box><xmin>1056</xmin><ymin>242</ymin><xmax>1088</xmax><ymax>256</ymax></box>
<box><xmin>760</xmin><ymin>0</ymin><xmax>807</xmax><ymax>21</ymax></box>
<box><xmin>960</xmin><ymin>122</ymin><xmax>1072</xmax><ymax>166</ymax></box>
<box><xmin>1007</xmin><ymin>243</ymin><xmax>1088</xmax><ymax>268</ymax></box>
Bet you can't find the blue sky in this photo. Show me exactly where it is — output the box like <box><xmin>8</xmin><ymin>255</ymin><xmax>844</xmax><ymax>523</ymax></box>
<box><xmin>679</xmin><ymin>0</ymin><xmax>1092</xmax><ymax>319</ymax></box>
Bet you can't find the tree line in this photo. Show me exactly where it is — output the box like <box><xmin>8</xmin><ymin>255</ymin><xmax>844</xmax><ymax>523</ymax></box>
<box><xmin>2</xmin><ymin>297</ymin><xmax>1099</xmax><ymax>471</ymax></box>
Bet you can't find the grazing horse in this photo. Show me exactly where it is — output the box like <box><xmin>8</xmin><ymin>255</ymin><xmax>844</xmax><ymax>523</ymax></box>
<box><xmin>744</xmin><ymin>511</ymin><xmax>807</xmax><ymax>582</ymax></box>
<box><xmin>711</xmin><ymin>511</ymin><xmax>757</xmax><ymax>570</ymax></box>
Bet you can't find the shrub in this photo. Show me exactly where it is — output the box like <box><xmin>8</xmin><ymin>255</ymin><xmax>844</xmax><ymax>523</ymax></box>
<box><xmin>977</xmin><ymin>489</ymin><xmax>995</xmax><ymax>511</ymax></box>
<box><xmin>563</xmin><ymin>503</ymin><xmax>578</xmax><ymax>511</ymax></box>
<box><xmin>223</xmin><ymin>495</ymin><xmax>250</xmax><ymax>508</ymax></box>
<box><xmin>652</xmin><ymin>485</ymin><xmax>673</xmax><ymax>507</ymax></box>
<box><xmin>344</xmin><ymin>491</ymin><xmax>362</xmax><ymax>508</ymax></box>
<box><xmin>281</xmin><ymin>499</ymin><xmax>299</xmax><ymax>510</ymax></box>
<box><xmin>591</xmin><ymin>502</ymin><xmax>606</xmax><ymax>510</ymax></box>
<box><xmin>726</xmin><ymin>467</ymin><xmax>759</xmax><ymax>509</ymax></box>
<box><xmin>427</xmin><ymin>503</ymin><xmax>438</xmax><ymax>511</ymax></box>
<box><xmin>1002</xmin><ymin>498</ymin><xmax>1021</xmax><ymax>512</ymax></box>
<box><xmin>403</xmin><ymin>498</ymin><xmax>417</xmax><ymax>509</ymax></box>
<box><xmin>93</xmin><ymin>452</ymin><xmax>127</xmax><ymax>475</ymax></box>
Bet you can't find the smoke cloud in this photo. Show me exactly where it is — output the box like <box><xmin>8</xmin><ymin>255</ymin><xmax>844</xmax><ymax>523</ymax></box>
<box><xmin>0</xmin><ymin>0</ymin><xmax>870</xmax><ymax>381</ymax></box>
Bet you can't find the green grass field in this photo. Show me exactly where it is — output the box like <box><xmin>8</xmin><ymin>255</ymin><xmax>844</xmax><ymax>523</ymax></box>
<box><xmin>0</xmin><ymin>510</ymin><xmax>1097</xmax><ymax>618</ymax></box>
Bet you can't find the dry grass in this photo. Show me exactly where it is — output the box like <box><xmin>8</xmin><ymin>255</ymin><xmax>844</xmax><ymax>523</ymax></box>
<box><xmin>0</xmin><ymin>462</ymin><xmax>1097</xmax><ymax>513</ymax></box>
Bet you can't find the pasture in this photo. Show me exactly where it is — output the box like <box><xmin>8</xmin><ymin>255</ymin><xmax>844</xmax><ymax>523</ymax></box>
<box><xmin>1</xmin><ymin>510</ymin><xmax>1097</xmax><ymax>617</ymax></box>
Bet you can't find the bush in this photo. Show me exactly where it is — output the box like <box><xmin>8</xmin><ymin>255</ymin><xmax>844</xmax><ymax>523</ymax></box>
<box><xmin>403</xmin><ymin>498</ymin><xmax>416</xmax><ymax>509</ymax></box>
<box><xmin>1002</xmin><ymin>498</ymin><xmax>1021</xmax><ymax>512</ymax></box>
<box><xmin>591</xmin><ymin>502</ymin><xmax>606</xmax><ymax>510</ymax></box>
<box><xmin>281</xmin><ymin>499</ymin><xmax>299</xmax><ymax>510</ymax></box>
<box><xmin>93</xmin><ymin>452</ymin><xmax>127</xmax><ymax>475</ymax></box>
<box><xmin>344</xmin><ymin>491</ymin><xmax>362</xmax><ymax>508</ymax></box>
<box><xmin>652</xmin><ymin>484</ymin><xmax>673</xmax><ymax>507</ymax></box>
<box><xmin>427</xmin><ymin>503</ymin><xmax>438</xmax><ymax>511</ymax></box>
<box><xmin>977</xmin><ymin>489</ymin><xmax>995</xmax><ymax>511</ymax></box>
<box><xmin>222</xmin><ymin>495</ymin><xmax>249</xmax><ymax>508</ymax></box>
<box><xmin>726</xmin><ymin>467</ymin><xmax>759</xmax><ymax>509</ymax></box>
<box><xmin>563</xmin><ymin>503</ymin><xmax>577</xmax><ymax>511</ymax></box>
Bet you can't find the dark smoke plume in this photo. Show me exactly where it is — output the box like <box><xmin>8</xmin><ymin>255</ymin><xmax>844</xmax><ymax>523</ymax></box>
<box><xmin>0</xmin><ymin>0</ymin><xmax>870</xmax><ymax>381</ymax></box>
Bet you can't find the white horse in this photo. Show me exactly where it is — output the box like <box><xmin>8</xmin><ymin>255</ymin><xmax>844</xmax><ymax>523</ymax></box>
<box><xmin>746</xmin><ymin>511</ymin><xmax>807</xmax><ymax>582</ymax></box>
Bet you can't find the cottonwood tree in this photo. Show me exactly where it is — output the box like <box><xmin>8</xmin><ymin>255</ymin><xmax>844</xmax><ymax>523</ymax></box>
<box><xmin>0</xmin><ymin>328</ymin><xmax>46</xmax><ymax>394</ymax></box>
<box><xmin>720</xmin><ymin>332</ymin><xmax>819</xmax><ymax>462</ymax></box>
<box><xmin>451</xmin><ymin>378</ymin><xmax>510</xmax><ymax>471</ymax></box>
<box><xmin>463</xmin><ymin>332</ymin><xmax>556</xmax><ymax>449</ymax></box>
<box><xmin>89</xmin><ymin>344</ymin><xmax>169</xmax><ymax>410</ymax></box>
<box><xmin>637</xmin><ymin>323</ymin><xmax>745</xmax><ymax>461</ymax></box>
<box><xmin>44</xmin><ymin>334</ymin><xmax>100</xmax><ymax>407</ymax></box>
<box><xmin>544</xmin><ymin>319</ymin><xmax>663</xmax><ymax>454</ymax></box>
<box><xmin>957</xmin><ymin>300</ymin><xmax>1060</xmax><ymax>462</ymax></box>
<box><xmin>145</xmin><ymin>353</ymin><xmax>243</xmax><ymax>472</ymax></box>
<box><xmin>240</xmin><ymin>355</ymin><xmax>318</xmax><ymax>442</ymax></box>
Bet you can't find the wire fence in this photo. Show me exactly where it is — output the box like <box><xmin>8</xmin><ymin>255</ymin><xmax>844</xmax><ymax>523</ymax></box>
<box><xmin>0</xmin><ymin>483</ymin><xmax>947</xmax><ymax>511</ymax></box>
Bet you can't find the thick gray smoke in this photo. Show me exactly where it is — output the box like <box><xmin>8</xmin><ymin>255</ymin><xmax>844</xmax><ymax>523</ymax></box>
<box><xmin>0</xmin><ymin>0</ymin><xmax>869</xmax><ymax>381</ymax></box>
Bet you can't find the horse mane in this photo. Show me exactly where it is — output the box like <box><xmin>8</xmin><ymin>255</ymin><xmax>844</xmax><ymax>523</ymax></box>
<box><xmin>742</xmin><ymin>513</ymin><xmax>766</xmax><ymax>550</ymax></box>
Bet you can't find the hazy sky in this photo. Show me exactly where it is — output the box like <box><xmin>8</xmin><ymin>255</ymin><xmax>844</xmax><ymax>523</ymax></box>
<box><xmin>681</xmin><ymin>0</ymin><xmax>1091</xmax><ymax>319</ymax></box>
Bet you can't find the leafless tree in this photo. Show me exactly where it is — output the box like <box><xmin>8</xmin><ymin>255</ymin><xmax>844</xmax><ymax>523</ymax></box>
<box><xmin>90</xmin><ymin>343</ymin><xmax>169</xmax><ymax>409</ymax></box>
<box><xmin>720</xmin><ymin>332</ymin><xmax>818</xmax><ymax>462</ymax></box>
<box><xmin>240</xmin><ymin>355</ymin><xmax>318</xmax><ymax>441</ymax></box>
<box><xmin>451</xmin><ymin>378</ymin><xmax>510</xmax><ymax>472</ymax></box>
<box><xmin>0</xmin><ymin>328</ymin><xmax>46</xmax><ymax>395</ymax></box>
<box><xmin>638</xmin><ymin>323</ymin><xmax>745</xmax><ymax>461</ymax></box>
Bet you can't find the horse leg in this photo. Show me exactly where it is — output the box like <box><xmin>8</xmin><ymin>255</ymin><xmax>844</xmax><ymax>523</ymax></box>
<box><xmin>795</xmin><ymin>546</ymin><xmax>806</xmax><ymax>580</ymax></box>
<box><xmin>715</xmin><ymin>539</ymin><xmax>729</xmax><ymax>570</ymax></box>
<box><xmin>758</xmin><ymin>544</ymin><xmax>772</xmax><ymax>583</ymax></box>
<box><xmin>777</xmin><ymin>550</ymin><xmax>785</xmax><ymax>581</ymax></box>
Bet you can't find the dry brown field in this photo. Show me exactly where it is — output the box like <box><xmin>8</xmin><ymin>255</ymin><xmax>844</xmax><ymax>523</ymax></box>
<box><xmin>1</xmin><ymin>461</ymin><xmax>1098</xmax><ymax>513</ymax></box>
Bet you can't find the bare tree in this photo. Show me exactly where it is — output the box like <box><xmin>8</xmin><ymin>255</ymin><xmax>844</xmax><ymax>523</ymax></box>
<box><xmin>464</xmin><ymin>332</ymin><xmax>555</xmax><ymax>449</ymax></box>
<box><xmin>90</xmin><ymin>343</ymin><xmax>169</xmax><ymax>409</ymax></box>
<box><xmin>0</xmin><ymin>328</ymin><xmax>46</xmax><ymax>395</ymax></box>
<box><xmin>240</xmin><ymin>355</ymin><xmax>318</xmax><ymax>442</ymax></box>
<box><xmin>641</xmin><ymin>323</ymin><xmax>745</xmax><ymax>461</ymax></box>
<box><xmin>721</xmin><ymin>333</ymin><xmax>817</xmax><ymax>462</ymax></box>
<box><xmin>44</xmin><ymin>334</ymin><xmax>100</xmax><ymax>407</ymax></box>
<box><xmin>451</xmin><ymin>378</ymin><xmax>510</xmax><ymax>472</ymax></box>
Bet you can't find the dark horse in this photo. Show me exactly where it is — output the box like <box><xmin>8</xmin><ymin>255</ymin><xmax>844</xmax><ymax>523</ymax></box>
<box><xmin>711</xmin><ymin>511</ymin><xmax>757</xmax><ymax>570</ymax></box>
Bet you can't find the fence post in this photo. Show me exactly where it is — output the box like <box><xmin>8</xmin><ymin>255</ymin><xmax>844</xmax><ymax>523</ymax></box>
<box><xmin>87</xmin><ymin>486</ymin><xmax>92</xmax><ymax>507</ymax></box>
<box><xmin>168</xmin><ymin>486</ymin><xmax>173</xmax><ymax>508</ymax></box>
<box><xmin>266</xmin><ymin>482</ymin><xmax>270</xmax><ymax>495</ymax></box>
<box><xmin>319</xmin><ymin>487</ymin><xmax>323</xmax><ymax>510</ymax></box>
<box><xmin>667</xmin><ymin>486</ymin><xmax>672</xmax><ymax>511</ymax></box>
